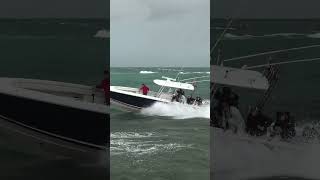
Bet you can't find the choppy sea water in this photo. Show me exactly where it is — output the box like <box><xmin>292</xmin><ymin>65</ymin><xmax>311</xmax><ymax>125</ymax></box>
<box><xmin>110</xmin><ymin>67</ymin><xmax>210</xmax><ymax>180</ymax></box>
<box><xmin>211</xmin><ymin>19</ymin><xmax>320</xmax><ymax>180</ymax></box>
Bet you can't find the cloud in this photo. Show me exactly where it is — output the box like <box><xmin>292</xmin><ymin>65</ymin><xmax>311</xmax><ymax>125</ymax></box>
<box><xmin>111</xmin><ymin>0</ymin><xmax>209</xmax><ymax>67</ymax></box>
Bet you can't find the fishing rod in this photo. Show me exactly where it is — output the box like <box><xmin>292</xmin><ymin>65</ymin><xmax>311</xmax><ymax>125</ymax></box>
<box><xmin>186</xmin><ymin>79</ymin><xmax>210</xmax><ymax>84</ymax></box>
<box><xmin>210</xmin><ymin>19</ymin><xmax>234</xmax><ymax>55</ymax></box>
<box><xmin>246</xmin><ymin>57</ymin><xmax>320</xmax><ymax>69</ymax></box>
<box><xmin>175</xmin><ymin>67</ymin><xmax>184</xmax><ymax>81</ymax></box>
<box><xmin>179</xmin><ymin>76</ymin><xmax>210</xmax><ymax>82</ymax></box>
<box><xmin>224</xmin><ymin>44</ymin><xmax>320</xmax><ymax>62</ymax></box>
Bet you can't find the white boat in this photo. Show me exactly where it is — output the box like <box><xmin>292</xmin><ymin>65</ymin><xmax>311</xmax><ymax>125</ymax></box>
<box><xmin>111</xmin><ymin>75</ymin><xmax>209</xmax><ymax>110</ymax></box>
<box><xmin>210</xmin><ymin>18</ymin><xmax>320</xmax><ymax>141</ymax></box>
<box><xmin>0</xmin><ymin>77</ymin><xmax>109</xmax><ymax>166</ymax></box>
<box><xmin>211</xmin><ymin>65</ymin><xmax>269</xmax><ymax>90</ymax></box>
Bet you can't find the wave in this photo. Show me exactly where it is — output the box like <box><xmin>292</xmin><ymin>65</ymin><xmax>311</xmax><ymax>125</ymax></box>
<box><xmin>94</xmin><ymin>29</ymin><xmax>109</xmax><ymax>38</ymax></box>
<box><xmin>212</xmin><ymin>127</ymin><xmax>320</xmax><ymax>180</ymax></box>
<box><xmin>111</xmin><ymin>131</ymin><xmax>192</xmax><ymax>156</ymax></box>
<box><xmin>140</xmin><ymin>101</ymin><xmax>210</xmax><ymax>119</ymax></box>
<box><xmin>307</xmin><ymin>33</ymin><xmax>320</xmax><ymax>38</ymax></box>
<box><xmin>223</xmin><ymin>33</ymin><xmax>305</xmax><ymax>40</ymax></box>
<box><xmin>179</xmin><ymin>71</ymin><xmax>210</xmax><ymax>75</ymax></box>
<box><xmin>139</xmin><ymin>71</ymin><xmax>158</xmax><ymax>74</ymax></box>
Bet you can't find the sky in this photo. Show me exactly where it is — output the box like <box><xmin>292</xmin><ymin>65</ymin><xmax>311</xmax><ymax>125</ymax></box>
<box><xmin>211</xmin><ymin>0</ymin><xmax>320</xmax><ymax>19</ymax></box>
<box><xmin>0</xmin><ymin>0</ymin><xmax>108</xmax><ymax>18</ymax></box>
<box><xmin>111</xmin><ymin>0</ymin><xmax>210</xmax><ymax>67</ymax></box>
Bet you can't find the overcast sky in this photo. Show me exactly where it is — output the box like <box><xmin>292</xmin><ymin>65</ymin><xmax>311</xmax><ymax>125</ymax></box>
<box><xmin>111</xmin><ymin>0</ymin><xmax>209</xmax><ymax>67</ymax></box>
<box><xmin>0</xmin><ymin>0</ymin><xmax>108</xmax><ymax>18</ymax></box>
<box><xmin>212</xmin><ymin>0</ymin><xmax>320</xmax><ymax>19</ymax></box>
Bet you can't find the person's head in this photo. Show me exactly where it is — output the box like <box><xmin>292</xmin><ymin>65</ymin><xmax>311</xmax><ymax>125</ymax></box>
<box><xmin>142</xmin><ymin>84</ymin><xmax>145</xmax><ymax>87</ymax></box>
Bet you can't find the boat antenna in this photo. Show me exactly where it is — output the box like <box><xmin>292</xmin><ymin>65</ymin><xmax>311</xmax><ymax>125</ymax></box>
<box><xmin>211</xmin><ymin>19</ymin><xmax>233</xmax><ymax>55</ymax></box>
<box><xmin>175</xmin><ymin>67</ymin><xmax>184</xmax><ymax>81</ymax></box>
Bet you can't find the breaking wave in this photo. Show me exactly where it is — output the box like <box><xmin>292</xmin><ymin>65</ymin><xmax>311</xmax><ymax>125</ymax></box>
<box><xmin>179</xmin><ymin>71</ymin><xmax>210</xmax><ymax>75</ymax></box>
<box><xmin>139</xmin><ymin>71</ymin><xmax>157</xmax><ymax>74</ymax></box>
<box><xmin>140</xmin><ymin>101</ymin><xmax>210</xmax><ymax>119</ymax></box>
<box><xmin>307</xmin><ymin>32</ymin><xmax>320</xmax><ymax>38</ymax></box>
<box><xmin>223</xmin><ymin>33</ymin><xmax>305</xmax><ymax>40</ymax></box>
<box><xmin>110</xmin><ymin>132</ymin><xmax>192</xmax><ymax>156</ymax></box>
<box><xmin>212</xmin><ymin>127</ymin><xmax>320</xmax><ymax>180</ymax></box>
<box><xmin>94</xmin><ymin>29</ymin><xmax>109</xmax><ymax>38</ymax></box>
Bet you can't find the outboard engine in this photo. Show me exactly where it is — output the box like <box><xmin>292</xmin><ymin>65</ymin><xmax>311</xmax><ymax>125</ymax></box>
<box><xmin>246</xmin><ymin>107</ymin><xmax>273</xmax><ymax>136</ymax></box>
<box><xmin>187</xmin><ymin>96</ymin><xmax>195</xmax><ymax>105</ymax></box>
<box><xmin>195</xmin><ymin>96</ymin><xmax>202</xmax><ymax>106</ymax></box>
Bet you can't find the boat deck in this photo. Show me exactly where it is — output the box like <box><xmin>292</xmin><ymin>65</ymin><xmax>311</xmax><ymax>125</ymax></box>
<box><xmin>111</xmin><ymin>86</ymin><xmax>173</xmax><ymax>101</ymax></box>
<box><xmin>0</xmin><ymin>78</ymin><xmax>108</xmax><ymax>114</ymax></box>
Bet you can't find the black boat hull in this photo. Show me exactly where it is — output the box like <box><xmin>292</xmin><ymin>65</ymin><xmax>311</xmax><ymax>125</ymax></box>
<box><xmin>110</xmin><ymin>91</ymin><xmax>159</xmax><ymax>109</ymax></box>
<box><xmin>0</xmin><ymin>92</ymin><xmax>108</xmax><ymax>162</ymax></box>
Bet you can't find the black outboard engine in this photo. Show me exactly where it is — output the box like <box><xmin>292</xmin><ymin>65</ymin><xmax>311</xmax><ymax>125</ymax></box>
<box><xmin>246</xmin><ymin>107</ymin><xmax>273</xmax><ymax>136</ymax></box>
<box><xmin>187</xmin><ymin>96</ymin><xmax>195</xmax><ymax>105</ymax></box>
<box><xmin>274</xmin><ymin>112</ymin><xmax>296</xmax><ymax>139</ymax></box>
<box><xmin>195</xmin><ymin>96</ymin><xmax>202</xmax><ymax>106</ymax></box>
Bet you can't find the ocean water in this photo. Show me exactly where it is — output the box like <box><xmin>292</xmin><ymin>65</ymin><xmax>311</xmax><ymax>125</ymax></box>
<box><xmin>0</xmin><ymin>19</ymin><xmax>108</xmax><ymax>179</ymax></box>
<box><xmin>110</xmin><ymin>67</ymin><xmax>210</xmax><ymax>180</ymax></box>
<box><xmin>211</xmin><ymin>19</ymin><xmax>320</xmax><ymax>180</ymax></box>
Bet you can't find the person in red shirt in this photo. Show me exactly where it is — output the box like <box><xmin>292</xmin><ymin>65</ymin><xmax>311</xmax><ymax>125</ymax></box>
<box><xmin>139</xmin><ymin>84</ymin><xmax>150</xmax><ymax>95</ymax></box>
<box><xmin>96</xmin><ymin>70</ymin><xmax>110</xmax><ymax>105</ymax></box>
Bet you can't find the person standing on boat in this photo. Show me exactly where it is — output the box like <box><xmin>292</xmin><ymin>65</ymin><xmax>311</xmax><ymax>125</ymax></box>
<box><xmin>96</xmin><ymin>70</ymin><xmax>110</xmax><ymax>105</ymax></box>
<box><xmin>140</xmin><ymin>84</ymin><xmax>150</xmax><ymax>95</ymax></box>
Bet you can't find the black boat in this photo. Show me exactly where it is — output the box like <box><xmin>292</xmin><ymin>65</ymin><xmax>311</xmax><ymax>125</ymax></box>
<box><xmin>0</xmin><ymin>78</ymin><xmax>109</xmax><ymax>165</ymax></box>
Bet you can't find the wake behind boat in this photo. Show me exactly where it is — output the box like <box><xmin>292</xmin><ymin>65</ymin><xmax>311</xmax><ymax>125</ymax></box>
<box><xmin>111</xmin><ymin>73</ymin><xmax>209</xmax><ymax>111</ymax></box>
<box><xmin>0</xmin><ymin>77</ymin><xmax>109</xmax><ymax>165</ymax></box>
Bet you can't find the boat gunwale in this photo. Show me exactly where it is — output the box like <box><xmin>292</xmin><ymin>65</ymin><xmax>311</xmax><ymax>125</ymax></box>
<box><xmin>0</xmin><ymin>78</ymin><xmax>109</xmax><ymax>115</ymax></box>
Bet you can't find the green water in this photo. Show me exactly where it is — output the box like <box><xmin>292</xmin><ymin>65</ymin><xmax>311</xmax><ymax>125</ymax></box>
<box><xmin>0</xmin><ymin>19</ymin><xmax>108</xmax><ymax>179</ymax></box>
<box><xmin>0</xmin><ymin>18</ymin><xmax>108</xmax><ymax>84</ymax></box>
<box><xmin>110</xmin><ymin>67</ymin><xmax>210</xmax><ymax>180</ymax></box>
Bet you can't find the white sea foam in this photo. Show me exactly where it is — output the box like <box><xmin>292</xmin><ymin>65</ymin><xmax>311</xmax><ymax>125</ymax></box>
<box><xmin>110</xmin><ymin>131</ymin><xmax>191</xmax><ymax>156</ymax></box>
<box><xmin>140</xmin><ymin>101</ymin><xmax>210</xmax><ymax>119</ymax></box>
<box><xmin>139</xmin><ymin>71</ymin><xmax>157</xmax><ymax>74</ymax></box>
<box><xmin>179</xmin><ymin>71</ymin><xmax>210</xmax><ymax>75</ymax></box>
<box><xmin>211</xmin><ymin>127</ymin><xmax>320</xmax><ymax>180</ymax></box>
<box><xmin>307</xmin><ymin>33</ymin><xmax>320</xmax><ymax>38</ymax></box>
<box><xmin>94</xmin><ymin>29</ymin><xmax>109</xmax><ymax>38</ymax></box>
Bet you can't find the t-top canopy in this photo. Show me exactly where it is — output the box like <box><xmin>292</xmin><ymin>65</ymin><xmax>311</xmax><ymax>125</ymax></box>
<box><xmin>211</xmin><ymin>65</ymin><xmax>269</xmax><ymax>90</ymax></box>
<box><xmin>153</xmin><ymin>79</ymin><xmax>195</xmax><ymax>91</ymax></box>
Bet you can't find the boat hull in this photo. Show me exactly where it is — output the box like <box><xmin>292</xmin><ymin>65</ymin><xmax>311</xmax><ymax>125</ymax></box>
<box><xmin>0</xmin><ymin>78</ymin><xmax>110</xmax><ymax>163</ymax></box>
<box><xmin>0</xmin><ymin>115</ymin><xmax>108</xmax><ymax>166</ymax></box>
<box><xmin>111</xmin><ymin>90</ymin><xmax>159</xmax><ymax>109</ymax></box>
<box><xmin>0</xmin><ymin>91</ymin><xmax>108</xmax><ymax>145</ymax></box>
